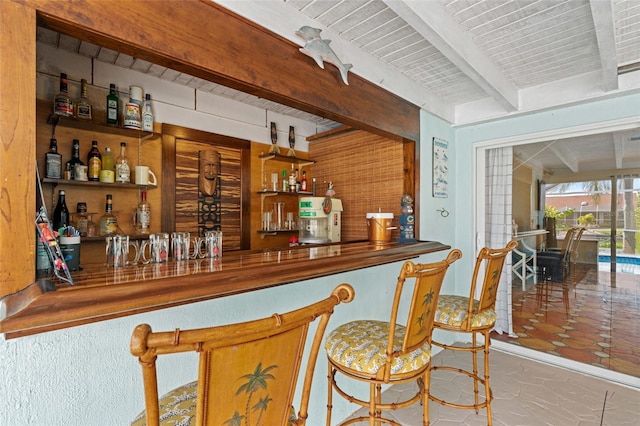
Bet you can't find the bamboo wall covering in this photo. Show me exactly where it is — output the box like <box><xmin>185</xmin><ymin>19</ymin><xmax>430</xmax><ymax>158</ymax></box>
<box><xmin>309</xmin><ymin>130</ymin><xmax>404</xmax><ymax>242</ymax></box>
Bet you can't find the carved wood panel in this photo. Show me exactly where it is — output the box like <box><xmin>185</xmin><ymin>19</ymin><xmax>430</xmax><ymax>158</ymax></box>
<box><xmin>175</xmin><ymin>140</ymin><xmax>243</xmax><ymax>250</ymax></box>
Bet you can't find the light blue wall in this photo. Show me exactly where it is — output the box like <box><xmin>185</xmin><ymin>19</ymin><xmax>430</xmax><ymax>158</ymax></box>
<box><xmin>419</xmin><ymin>111</ymin><xmax>457</xmax><ymax>294</ymax></box>
<box><xmin>0</xmin><ymin>253</ymin><xmax>451</xmax><ymax>425</ymax></box>
<box><xmin>452</xmin><ymin>92</ymin><xmax>640</xmax><ymax>294</ymax></box>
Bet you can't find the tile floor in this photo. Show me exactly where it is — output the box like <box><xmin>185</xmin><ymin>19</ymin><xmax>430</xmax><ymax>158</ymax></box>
<box><xmin>342</xmin><ymin>348</ymin><xmax>640</xmax><ymax>425</ymax></box>
<box><xmin>341</xmin><ymin>261</ymin><xmax>640</xmax><ymax>425</ymax></box>
<box><xmin>494</xmin><ymin>263</ymin><xmax>640</xmax><ymax>378</ymax></box>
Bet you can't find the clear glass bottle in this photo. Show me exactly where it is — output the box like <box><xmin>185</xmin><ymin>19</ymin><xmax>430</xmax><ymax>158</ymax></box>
<box><xmin>54</xmin><ymin>73</ymin><xmax>73</xmax><ymax>117</ymax></box>
<box><xmin>52</xmin><ymin>190</ymin><xmax>70</xmax><ymax>231</ymax></box>
<box><xmin>87</xmin><ymin>140</ymin><xmax>102</xmax><ymax>181</ymax></box>
<box><xmin>66</xmin><ymin>139</ymin><xmax>83</xmax><ymax>181</ymax></box>
<box><xmin>106</xmin><ymin>83</ymin><xmax>119</xmax><ymax>126</ymax></box>
<box><xmin>115</xmin><ymin>142</ymin><xmax>130</xmax><ymax>183</ymax></box>
<box><xmin>99</xmin><ymin>194</ymin><xmax>118</xmax><ymax>236</ymax></box>
<box><xmin>76</xmin><ymin>78</ymin><xmax>92</xmax><ymax>120</ymax></box>
<box><xmin>45</xmin><ymin>137</ymin><xmax>62</xmax><ymax>179</ymax></box>
<box><xmin>142</xmin><ymin>93</ymin><xmax>154</xmax><ymax>131</ymax></box>
<box><xmin>289</xmin><ymin>163</ymin><xmax>296</xmax><ymax>192</ymax></box>
<box><xmin>136</xmin><ymin>191</ymin><xmax>151</xmax><ymax>233</ymax></box>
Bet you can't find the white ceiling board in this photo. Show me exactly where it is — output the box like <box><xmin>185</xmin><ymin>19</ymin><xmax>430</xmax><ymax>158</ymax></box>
<box><xmin>36</xmin><ymin>0</ymin><xmax>640</xmax><ymax>177</ymax></box>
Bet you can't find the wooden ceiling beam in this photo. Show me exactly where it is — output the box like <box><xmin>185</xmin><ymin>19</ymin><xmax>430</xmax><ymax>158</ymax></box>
<box><xmin>27</xmin><ymin>0</ymin><xmax>419</xmax><ymax>142</ymax></box>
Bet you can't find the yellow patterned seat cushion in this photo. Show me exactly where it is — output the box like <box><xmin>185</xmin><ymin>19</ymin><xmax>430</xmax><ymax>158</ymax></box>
<box><xmin>325</xmin><ymin>320</ymin><xmax>431</xmax><ymax>375</ymax></box>
<box><xmin>434</xmin><ymin>295</ymin><xmax>496</xmax><ymax>329</ymax></box>
<box><xmin>131</xmin><ymin>381</ymin><xmax>299</xmax><ymax>426</ymax></box>
<box><xmin>131</xmin><ymin>380</ymin><xmax>197</xmax><ymax>426</ymax></box>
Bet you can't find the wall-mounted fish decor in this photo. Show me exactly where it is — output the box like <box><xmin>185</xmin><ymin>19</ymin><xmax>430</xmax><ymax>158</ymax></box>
<box><xmin>296</xmin><ymin>26</ymin><xmax>352</xmax><ymax>85</ymax></box>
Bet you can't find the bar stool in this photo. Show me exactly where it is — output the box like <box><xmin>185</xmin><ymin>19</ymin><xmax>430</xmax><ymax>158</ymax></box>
<box><xmin>130</xmin><ymin>284</ymin><xmax>354</xmax><ymax>426</ymax></box>
<box><xmin>429</xmin><ymin>241</ymin><xmax>517</xmax><ymax>426</ymax></box>
<box><xmin>325</xmin><ymin>250</ymin><xmax>462</xmax><ymax>425</ymax></box>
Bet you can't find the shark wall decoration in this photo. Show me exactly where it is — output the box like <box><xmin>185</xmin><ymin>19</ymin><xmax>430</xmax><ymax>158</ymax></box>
<box><xmin>296</xmin><ymin>26</ymin><xmax>352</xmax><ymax>85</ymax></box>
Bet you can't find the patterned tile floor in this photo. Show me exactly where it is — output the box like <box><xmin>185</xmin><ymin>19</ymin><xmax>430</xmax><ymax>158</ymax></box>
<box><xmin>494</xmin><ymin>263</ymin><xmax>640</xmax><ymax>378</ymax></box>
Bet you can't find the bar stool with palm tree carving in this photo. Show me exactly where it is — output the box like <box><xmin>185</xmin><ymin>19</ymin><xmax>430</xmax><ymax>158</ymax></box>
<box><xmin>429</xmin><ymin>240</ymin><xmax>517</xmax><ymax>426</ymax></box>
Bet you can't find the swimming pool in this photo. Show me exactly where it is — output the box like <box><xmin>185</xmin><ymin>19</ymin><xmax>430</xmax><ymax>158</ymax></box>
<box><xmin>598</xmin><ymin>254</ymin><xmax>640</xmax><ymax>265</ymax></box>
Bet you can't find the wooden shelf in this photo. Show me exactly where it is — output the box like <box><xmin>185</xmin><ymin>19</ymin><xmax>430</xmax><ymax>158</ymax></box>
<box><xmin>41</xmin><ymin>178</ymin><xmax>156</xmax><ymax>190</ymax></box>
<box><xmin>258</xmin><ymin>153</ymin><xmax>315</xmax><ymax>165</ymax></box>
<box><xmin>257</xmin><ymin>190</ymin><xmax>313</xmax><ymax>196</ymax></box>
<box><xmin>41</xmin><ymin>98</ymin><xmax>158</xmax><ymax>141</ymax></box>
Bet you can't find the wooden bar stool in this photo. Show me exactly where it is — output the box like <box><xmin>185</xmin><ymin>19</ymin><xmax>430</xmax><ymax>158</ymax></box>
<box><xmin>429</xmin><ymin>241</ymin><xmax>517</xmax><ymax>426</ymax></box>
<box><xmin>130</xmin><ymin>284</ymin><xmax>355</xmax><ymax>426</ymax></box>
<box><xmin>325</xmin><ymin>250</ymin><xmax>462</xmax><ymax>425</ymax></box>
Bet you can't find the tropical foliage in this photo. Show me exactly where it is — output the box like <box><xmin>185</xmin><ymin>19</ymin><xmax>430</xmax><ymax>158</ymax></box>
<box><xmin>227</xmin><ymin>362</ymin><xmax>278</xmax><ymax>426</ymax></box>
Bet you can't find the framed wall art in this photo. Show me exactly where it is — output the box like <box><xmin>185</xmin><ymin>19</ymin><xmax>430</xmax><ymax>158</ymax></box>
<box><xmin>432</xmin><ymin>137</ymin><xmax>448</xmax><ymax>198</ymax></box>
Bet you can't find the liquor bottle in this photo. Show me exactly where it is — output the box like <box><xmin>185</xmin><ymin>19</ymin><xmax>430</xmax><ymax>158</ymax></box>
<box><xmin>87</xmin><ymin>140</ymin><xmax>102</xmax><ymax>181</ymax></box>
<box><xmin>115</xmin><ymin>142</ymin><xmax>130</xmax><ymax>183</ymax></box>
<box><xmin>52</xmin><ymin>190</ymin><xmax>70</xmax><ymax>231</ymax></box>
<box><xmin>289</xmin><ymin>163</ymin><xmax>296</xmax><ymax>192</ymax></box>
<box><xmin>99</xmin><ymin>194</ymin><xmax>118</xmax><ymax>236</ymax></box>
<box><xmin>100</xmin><ymin>147</ymin><xmax>114</xmax><ymax>182</ymax></box>
<box><xmin>75</xmin><ymin>202</ymin><xmax>89</xmax><ymax>237</ymax></box>
<box><xmin>53</xmin><ymin>73</ymin><xmax>73</xmax><ymax>117</ymax></box>
<box><xmin>142</xmin><ymin>93</ymin><xmax>154</xmax><ymax>131</ymax></box>
<box><xmin>66</xmin><ymin>139</ymin><xmax>84</xmax><ymax>180</ymax></box>
<box><xmin>102</xmin><ymin>147</ymin><xmax>114</xmax><ymax>172</ymax></box>
<box><xmin>136</xmin><ymin>191</ymin><xmax>151</xmax><ymax>233</ymax></box>
<box><xmin>300</xmin><ymin>170</ymin><xmax>308</xmax><ymax>192</ymax></box>
<box><xmin>281</xmin><ymin>170</ymin><xmax>288</xmax><ymax>192</ymax></box>
<box><xmin>76</xmin><ymin>78</ymin><xmax>92</xmax><ymax>120</ymax></box>
<box><xmin>106</xmin><ymin>83</ymin><xmax>119</xmax><ymax>126</ymax></box>
<box><xmin>295</xmin><ymin>168</ymin><xmax>301</xmax><ymax>192</ymax></box>
<box><xmin>45</xmin><ymin>137</ymin><xmax>62</xmax><ymax>179</ymax></box>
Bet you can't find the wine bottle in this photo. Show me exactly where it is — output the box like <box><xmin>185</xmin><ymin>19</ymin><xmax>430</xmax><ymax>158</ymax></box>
<box><xmin>52</xmin><ymin>190</ymin><xmax>70</xmax><ymax>231</ymax></box>
<box><xmin>45</xmin><ymin>137</ymin><xmax>62</xmax><ymax>179</ymax></box>
<box><xmin>87</xmin><ymin>140</ymin><xmax>102</xmax><ymax>181</ymax></box>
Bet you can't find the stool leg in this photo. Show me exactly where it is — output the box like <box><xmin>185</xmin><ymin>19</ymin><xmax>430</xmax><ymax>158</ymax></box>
<box><xmin>484</xmin><ymin>330</ymin><xmax>493</xmax><ymax>426</ymax></box>
<box><xmin>472</xmin><ymin>333</ymin><xmax>479</xmax><ymax>413</ymax></box>
<box><xmin>369</xmin><ymin>383</ymin><xmax>380</xmax><ymax>426</ymax></box>
<box><xmin>421</xmin><ymin>371</ymin><xmax>430</xmax><ymax>426</ymax></box>
<box><xmin>326</xmin><ymin>362</ymin><xmax>334</xmax><ymax>426</ymax></box>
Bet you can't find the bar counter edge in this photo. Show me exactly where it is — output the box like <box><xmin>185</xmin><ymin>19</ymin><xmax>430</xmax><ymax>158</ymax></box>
<box><xmin>0</xmin><ymin>240</ymin><xmax>450</xmax><ymax>338</ymax></box>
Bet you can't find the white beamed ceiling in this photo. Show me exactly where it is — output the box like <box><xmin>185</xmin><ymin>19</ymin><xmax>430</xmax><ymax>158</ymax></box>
<box><xmin>38</xmin><ymin>0</ymin><xmax>640</xmax><ymax>176</ymax></box>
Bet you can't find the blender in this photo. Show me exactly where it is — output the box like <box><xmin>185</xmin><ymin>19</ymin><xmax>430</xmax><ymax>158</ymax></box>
<box><xmin>298</xmin><ymin>197</ymin><xmax>343</xmax><ymax>244</ymax></box>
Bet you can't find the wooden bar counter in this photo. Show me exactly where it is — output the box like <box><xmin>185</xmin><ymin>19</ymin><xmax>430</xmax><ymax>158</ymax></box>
<box><xmin>0</xmin><ymin>240</ymin><xmax>449</xmax><ymax>338</ymax></box>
